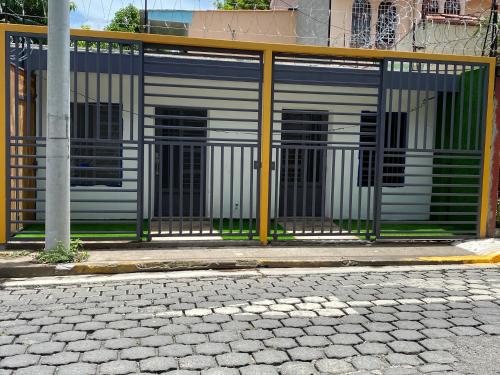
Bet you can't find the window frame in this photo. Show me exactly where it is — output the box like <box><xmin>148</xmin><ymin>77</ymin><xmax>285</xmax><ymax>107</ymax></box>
<box><xmin>358</xmin><ymin>111</ymin><xmax>408</xmax><ymax>187</ymax></box>
<box><xmin>70</xmin><ymin>102</ymin><xmax>123</xmax><ymax>187</ymax></box>
<box><xmin>351</xmin><ymin>0</ymin><xmax>372</xmax><ymax>48</ymax></box>
<box><xmin>376</xmin><ymin>1</ymin><xmax>398</xmax><ymax>49</ymax></box>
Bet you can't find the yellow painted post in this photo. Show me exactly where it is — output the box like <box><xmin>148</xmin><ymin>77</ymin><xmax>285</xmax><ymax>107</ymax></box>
<box><xmin>480</xmin><ymin>60</ymin><xmax>497</xmax><ymax>238</ymax></box>
<box><xmin>0</xmin><ymin>28</ymin><xmax>6</xmax><ymax>246</ymax></box>
<box><xmin>259</xmin><ymin>49</ymin><xmax>273</xmax><ymax>245</ymax></box>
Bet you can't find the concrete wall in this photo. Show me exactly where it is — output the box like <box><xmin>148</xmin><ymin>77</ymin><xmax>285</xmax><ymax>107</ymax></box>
<box><xmin>188</xmin><ymin>10</ymin><xmax>297</xmax><ymax>44</ymax></box>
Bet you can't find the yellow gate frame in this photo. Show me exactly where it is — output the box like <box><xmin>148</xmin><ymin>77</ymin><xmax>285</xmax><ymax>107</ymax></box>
<box><xmin>0</xmin><ymin>23</ymin><xmax>495</xmax><ymax>245</ymax></box>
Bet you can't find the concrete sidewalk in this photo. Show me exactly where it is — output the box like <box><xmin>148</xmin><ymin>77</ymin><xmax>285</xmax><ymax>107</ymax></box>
<box><xmin>1</xmin><ymin>242</ymin><xmax>499</xmax><ymax>278</ymax></box>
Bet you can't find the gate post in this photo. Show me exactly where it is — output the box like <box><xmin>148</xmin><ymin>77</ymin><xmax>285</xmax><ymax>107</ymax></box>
<box><xmin>0</xmin><ymin>27</ymin><xmax>6</xmax><ymax>247</ymax></box>
<box><xmin>480</xmin><ymin>60</ymin><xmax>497</xmax><ymax>238</ymax></box>
<box><xmin>259</xmin><ymin>49</ymin><xmax>273</xmax><ymax>245</ymax></box>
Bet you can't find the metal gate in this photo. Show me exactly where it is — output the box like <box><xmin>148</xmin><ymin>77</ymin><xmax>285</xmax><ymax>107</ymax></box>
<box><xmin>375</xmin><ymin>59</ymin><xmax>488</xmax><ymax>239</ymax></box>
<box><xmin>142</xmin><ymin>44</ymin><xmax>262</xmax><ymax>239</ymax></box>
<box><xmin>269</xmin><ymin>53</ymin><xmax>381</xmax><ymax>240</ymax></box>
<box><xmin>6</xmin><ymin>32</ymin><xmax>143</xmax><ymax>242</ymax></box>
<box><xmin>2</xmin><ymin>25</ymin><xmax>494</xmax><ymax>244</ymax></box>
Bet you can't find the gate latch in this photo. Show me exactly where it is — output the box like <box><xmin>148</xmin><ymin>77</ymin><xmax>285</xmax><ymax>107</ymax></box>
<box><xmin>253</xmin><ymin>161</ymin><xmax>275</xmax><ymax>170</ymax></box>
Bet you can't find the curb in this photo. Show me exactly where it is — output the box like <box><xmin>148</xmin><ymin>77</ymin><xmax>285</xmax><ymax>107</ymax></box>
<box><xmin>415</xmin><ymin>252</ymin><xmax>500</xmax><ymax>264</ymax></box>
<box><xmin>1</xmin><ymin>252</ymin><xmax>499</xmax><ymax>278</ymax></box>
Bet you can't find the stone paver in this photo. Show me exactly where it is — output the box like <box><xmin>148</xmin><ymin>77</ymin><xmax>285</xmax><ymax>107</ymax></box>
<box><xmin>1</xmin><ymin>265</ymin><xmax>499</xmax><ymax>374</ymax></box>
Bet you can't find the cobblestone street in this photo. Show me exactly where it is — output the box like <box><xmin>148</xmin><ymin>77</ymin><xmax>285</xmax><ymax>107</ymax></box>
<box><xmin>0</xmin><ymin>265</ymin><xmax>499</xmax><ymax>374</ymax></box>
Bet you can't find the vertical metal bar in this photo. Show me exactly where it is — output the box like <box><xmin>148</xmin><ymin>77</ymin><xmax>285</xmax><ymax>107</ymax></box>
<box><xmin>219</xmin><ymin>147</ymin><xmax>224</xmax><ymax>234</ymax></box>
<box><xmin>458</xmin><ymin>64</ymin><xmax>466</xmax><ymax>147</ymax></box>
<box><xmin>108</xmin><ymin>43</ymin><xmax>112</xmax><ymax>139</ymax></box>
<box><xmin>366</xmin><ymin>149</ymin><xmax>373</xmax><ymax>239</ymax></box>
<box><xmin>179</xmin><ymin>143</ymin><xmax>184</xmax><ymax>234</ymax></box>
<box><xmin>229</xmin><ymin>145</ymin><xmax>234</xmax><ymax>233</ymax></box>
<box><xmin>255</xmin><ymin>54</ymin><xmax>263</xmax><ymax>240</ymax></box>
<box><xmin>147</xmin><ymin>145</ymin><xmax>152</xmax><ymax>239</ymax></box>
<box><xmin>158</xmin><ymin>145</ymin><xmax>163</xmax><ymax>235</ymax></box>
<box><xmin>440</xmin><ymin>64</ymin><xmax>448</xmax><ymax>149</ymax></box>
<box><xmin>449</xmin><ymin>64</ymin><xmax>457</xmax><ymax>149</ymax></box>
<box><xmin>374</xmin><ymin>59</ymin><xmax>388</xmax><ymax>239</ymax></box>
<box><xmin>239</xmin><ymin>146</ymin><xmax>244</xmax><ymax>234</ymax></box>
<box><xmin>169</xmin><ymin>144</ymin><xmax>173</xmax><ymax>234</ymax></box>
<box><xmin>199</xmin><ymin>144</ymin><xmax>205</xmax><ymax>234</ymax></box>
<box><xmin>414</xmin><ymin>62</ymin><xmax>421</xmax><ymax>149</ymax></box>
<box><xmin>249</xmin><ymin>147</ymin><xmax>254</xmax><ymax>237</ymax></box>
<box><xmin>13</xmin><ymin>37</ymin><xmax>19</xmax><ymax>231</ymax></box>
<box><xmin>433</xmin><ymin>63</ymin><xmax>440</xmax><ymax>149</ymax></box>
<box><xmin>273</xmin><ymin>147</ymin><xmax>279</xmax><ymax>238</ymax></box>
<box><xmin>96</xmin><ymin>42</ymin><xmax>100</xmax><ymax>139</ymax></box>
<box><xmin>209</xmin><ymin>145</ymin><xmax>214</xmax><ymax>235</ymax></box>
<box><xmin>311</xmin><ymin>148</ymin><xmax>317</xmax><ymax>233</ymax></box>
<box><xmin>302</xmin><ymin>148</ymin><xmax>308</xmax><ymax>234</ymax></box>
<box><xmin>283</xmin><ymin>147</ymin><xmax>289</xmax><ymax>234</ymax></box>
<box><xmin>1</xmin><ymin>30</ymin><xmax>9</xmax><ymax>243</ymax></box>
<box><xmin>423</xmin><ymin>62</ymin><xmax>431</xmax><ymax>149</ymax></box>
<box><xmin>14</xmin><ymin>37</ymin><xmax>19</xmax><ymax>144</ymax></box>
<box><xmin>405</xmin><ymin>61</ymin><xmax>412</xmax><ymax>148</ymax></box>
<box><xmin>475</xmin><ymin>66</ymin><xmax>484</xmax><ymax>150</ymax></box>
<box><xmin>119</xmin><ymin>44</ymin><xmax>123</xmax><ymax>139</ymax></box>
<box><xmin>84</xmin><ymin>42</ymin><xmax>89</xmax><ymax>139</ymax></box>
<box><xmin>73</xmin><ymin>40</ymin><xmax>78</xmax><ymax>138</ymax></box>
<box><xmin>329</xmin><ymin>150</ymin><xmax>336</xmax><ymax>234</ymax></box>
<box><xmin>130</xmin><ymin>44</ymin><xmax>134</xmax><ymax>141</ymax></box>
<box><xmin>466</xmin><ymin>64</ymin><xmax>474</xmax><ymax>150</ymax></box>
<box><xmin>189</xmin><ymin>144</ymin><xmax>194</xmax><ymax>234</ymax></box>
<box><xmin>136</xmin><ymin>42</ymin><xmax>144</xmax><ymax>240</ymax></box>
<box><xmin>292</xmin><ymin>146</ymin><xmax>298</xmax><ymax>234</ymax></box>
<box><xmin>339</xmin><ymin>149</ymin><xmax>345</xmax><ymax>233</ymax></box>
<box><xmin>259</xmin><ymin>49</ymin><xmax>273</xmax><ymax>245</ymax></box>
<box><xmin>348</xmin><ymin>149</ymin><xmax>354</xmax><ymax>233</ymax></box>
<box><xmin>37</xmin><ymin>39</ymin><xmax>43</xmax><ymax>137</ymax></box>
<box><xmin>320</xmin><ymin>148</ymin><xmax>327</xmax><ymax>234</ymax></box>
<box><xmin>396</xmin><ymin>60</ymin><xmax>404</xmax><ymax>152</ymax></box>
<box><xmin>357</xmin><ymin>149</ymin><xmax>362</xmax><ymax>235</ymax></box>
<box><xmin>26</xmin><ymin>40</ymin><xmax>31</xmax><ymax>137</ymax></box>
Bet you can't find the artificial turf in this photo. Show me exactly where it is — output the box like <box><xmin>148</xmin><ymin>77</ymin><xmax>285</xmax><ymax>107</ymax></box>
<box><xmin>13</xmin><ymin>219</ymin><xmax>470</xmax><ymax>241</ymax></box>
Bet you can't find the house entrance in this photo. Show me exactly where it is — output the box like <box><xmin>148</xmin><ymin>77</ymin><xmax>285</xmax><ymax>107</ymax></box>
<box><xmin>154</xmin><ymin>107</ymin><xmax>207</xmax><ymax>218</ymax></box>
<box><xmin>279</xmin><ymin>111</ymin><xmax>328</xmax><ymax>217</ymax></box>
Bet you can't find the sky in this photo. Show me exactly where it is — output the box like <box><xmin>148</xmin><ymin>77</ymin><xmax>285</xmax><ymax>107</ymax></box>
<box><xmin>70</xmin><ymin>0</ymin><xmax>214</xmax><ymax>29</ymax></box>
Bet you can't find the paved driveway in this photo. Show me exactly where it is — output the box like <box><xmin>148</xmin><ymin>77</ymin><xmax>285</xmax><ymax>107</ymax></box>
<box><xmin>0</xmin><ymin>265</ymin><xmax>499</xmax><ymax>374</ymax></box>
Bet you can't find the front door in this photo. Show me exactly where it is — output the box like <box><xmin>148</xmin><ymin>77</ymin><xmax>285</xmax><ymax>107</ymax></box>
<box><xmin>279</xmin><ymin>111</ymin><xmax>328</xmax><ymax>217</ymax></box>
<box><xmin>154</xmin><ymin>107</ymin><xmax>207</xmax><ymax>217</ymax></box>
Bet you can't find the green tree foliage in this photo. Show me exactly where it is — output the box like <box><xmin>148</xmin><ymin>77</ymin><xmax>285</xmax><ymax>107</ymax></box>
<box><xmin>1</xmin><ymin>0</ymin><xmax>76</xmax><ymax>25</ymax></box>
<box><xmin>214</xmin><ymin>0</ymin><xmax>271</xmax><ymax>10</ymax></box>
<box><xmin>105</xmin><ymin>4</ymin><xmax>141</xmax><ymax>33</ymax></box>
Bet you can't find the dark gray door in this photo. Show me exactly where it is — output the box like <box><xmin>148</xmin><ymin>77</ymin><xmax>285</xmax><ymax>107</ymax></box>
<box><xmin>279</xmin><ymin>111</ymin><xmax>328</xmax><ymax>217</ymax></box>
<box><xmin>154</xmin><ymin>108</ymin><xmax>207</xmax><ymax>217</ymax></box>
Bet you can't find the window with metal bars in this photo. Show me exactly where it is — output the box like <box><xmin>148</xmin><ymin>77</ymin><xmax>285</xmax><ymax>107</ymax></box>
<box><xmin>70</xmin><ymin>103</ymin><xmax>122</xmax><ymax>187</ymax></box>
<box><xmin>358</xmin><ymin>111</ymin><xmax>407</xmax><ymax>186</ymax></box>
<box><xmin>376</xmin><ymin>1</ymin><xmax>397</xmax><ymax>49</ymax></box>
<box><xmin>444</xmin><ymin>0</ymin><xmax>460</xmax><ymax>14</ymax></box>
<box><xmin>351</xmin><ymin>0</ymin><xmax>372</xmax><ymax>48</ymax></box>
<box><xmin>423</xmin><ymin>0</ymin><xmax>439</xmax><ymax>14</ymax></box>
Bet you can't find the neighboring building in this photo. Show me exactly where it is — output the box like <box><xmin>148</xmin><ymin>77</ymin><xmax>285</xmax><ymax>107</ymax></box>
<box><xmin>140</xmin><ymin>9</ymin><xmax>297</xmax><ymax>44</ymax></box>
<box><xmin>141</xmin><ymin>0</ymin><xmax>487</xmax><ymax>55</ymax></box>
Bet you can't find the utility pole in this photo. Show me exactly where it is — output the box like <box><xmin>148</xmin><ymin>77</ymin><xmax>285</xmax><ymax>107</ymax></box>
<box><xmin>45</xmin><ymin>0</ymin><xmax>71</xmax><ymax>250</ymax></box>
<box><xmin>144</xmin><ymin>0</ymin><xmax>150</xmax><ymax>33</ymax></box>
